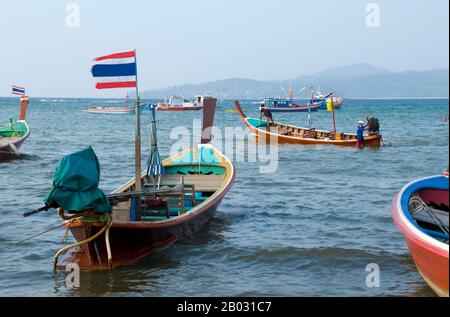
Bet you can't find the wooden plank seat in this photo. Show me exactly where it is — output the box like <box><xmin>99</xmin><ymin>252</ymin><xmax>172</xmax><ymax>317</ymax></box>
<box><xmin>142</xmin><ymin>176</ymin><xmax>193</xmax><ymax>219</ymax></box>
<box><xmin>156</xmin><ymin>174</ymin><xmax>225</xmax><ymax>192</ymax></box>
<box><xmin>303</xmin><ymin>128</ymin><xmax>316</xmax><ymax>138</ymax></box>
<box><xmin>322</xmin><ymin>132</ymin><xmax>334</xmax><ymax>139</ymax></box>
<box><xmin>140</xmin><ymin>174</ymin><xmax>224</xmax><ymax>220</ymax></box>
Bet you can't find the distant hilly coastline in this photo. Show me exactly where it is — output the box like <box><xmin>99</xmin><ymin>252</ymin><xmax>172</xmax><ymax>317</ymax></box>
<box><xmin>141</xmin><ymin>63</ymin><xmax>449</xmax><ymax>99</ymax></box>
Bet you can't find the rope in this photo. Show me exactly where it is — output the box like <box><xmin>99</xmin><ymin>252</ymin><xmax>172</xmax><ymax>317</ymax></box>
<box><xmin>409</xmin><ymin>195</ymin><xmax>449</xmax><ymax>235</ymax></box>
<box><xmin>53</xmin><ymin>209</ymin><xmax>113</xmax><ymax>270</ymax></box>
<box><xmin>61</xmin><ymin>225</ymin><xmax>70</xmax><ymax>243</ymax></box>
<box><xmin>0</xmin><ymin>221</ymin><xmax>67</xmax><ymax>252</ymax></box>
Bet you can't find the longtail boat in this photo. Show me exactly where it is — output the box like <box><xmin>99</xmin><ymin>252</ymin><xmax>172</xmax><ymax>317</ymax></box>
<box><xmin>0</xmin><ymin>96</ymin><xmax>30</xmax><ymax>159</ymax></box>
<box><xmin>156</xmin><ymin>95</ymin><xmax>203</xmax><ymax>111</ymax></box>
<box><xmin>83</xmin><ymin>107</ymin><xmax>134</xmax><ymax>114</ymax></box>
<box><xmin>233</xmin><ymin>101</ymin><xmax>382</xmax><ymax>147</ymax></box>
<box><xmin>82</xmin><ymin>106</ymin><xmax>134</xmax><ymax>114</ymax></box>
<box><xmin>391</xmin><ymin>173</ymin><xmax>449</xmax><ymax>297</ymax></box>
<box><xmin>50</xmin><ymin>96</ymin><xmax>235</xmax><ymax>271</ymax></box>
<box><xmin>83</xmin><ymin>93</ymin><xmax>134</xmax><ymax>114</ymax></box>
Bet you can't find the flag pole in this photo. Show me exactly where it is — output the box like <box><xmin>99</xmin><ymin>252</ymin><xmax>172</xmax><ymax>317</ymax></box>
<box><xmin>331</xmin><ymin>92</ymin><xmax>337</xmax><ymax>136</ymax></box>
<box><xmin>133</xmin><ymin>49</ymin><xmax>142</xmax><ymax>193</ymax></box>
<box><xmin>132</xmin><ymin>49</ymin><xmax>143</xmax><ymax>220</ymax></box>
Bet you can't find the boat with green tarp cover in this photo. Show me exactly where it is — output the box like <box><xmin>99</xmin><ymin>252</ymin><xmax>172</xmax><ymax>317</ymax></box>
<box><xmin>43</xmin><ymin>97</ymin><xmax>235</xmax><ymax>271</ymax></box>
<box><xmin>0</xmin><ymin>96</ymin><xmax>30</xmax><ymax>159</ymax></box>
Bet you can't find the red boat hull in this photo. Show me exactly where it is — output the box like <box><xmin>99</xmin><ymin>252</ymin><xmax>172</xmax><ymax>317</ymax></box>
<box><xmin>58</xmin><ymin>199</ymin><xmax>222</xmax><ymax>271</ymax></box>
<box><xmin>156</xmin><ymin>106</ymin><xmax>203</xmax><ymax>111</ymax></box>
<box><xmin>391</xmin><ymin>176</ymin><xmax>449</xmax><ymax>297</ymax></box>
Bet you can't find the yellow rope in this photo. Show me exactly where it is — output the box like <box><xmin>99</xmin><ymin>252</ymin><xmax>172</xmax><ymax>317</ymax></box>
<box><xmin>53</xmin><ymin>208</ymin><xmax>113</xmax><ymax>270</ymax></box>
<box><xmin>105</xmin><ymin>221</ymin><xmax>113</xmax><ymax>269</ymax></box>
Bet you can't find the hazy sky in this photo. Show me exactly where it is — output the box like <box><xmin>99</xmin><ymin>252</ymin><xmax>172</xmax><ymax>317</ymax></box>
<box><xmin>0</xmin><ymin>0</ymin><xmax>448</xmax><ymax>97</ymax></box>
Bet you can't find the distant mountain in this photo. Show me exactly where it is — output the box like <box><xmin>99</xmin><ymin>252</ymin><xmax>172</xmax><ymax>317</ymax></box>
<box><xmin>309</xmin><ymin>63</ymin><xmax>392</xmax><ymax>80</ymax></box>
<box><xmin>141</xmin><ymin>64</ymin><xmax>449</xmax><ymax>99</ymax></box>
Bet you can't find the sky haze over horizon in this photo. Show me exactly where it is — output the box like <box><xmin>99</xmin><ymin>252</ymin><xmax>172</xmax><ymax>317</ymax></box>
<box><xmin>0</xmin><ymin>0</ymin><xmax>448</xmax><ymax>97</ymax></box>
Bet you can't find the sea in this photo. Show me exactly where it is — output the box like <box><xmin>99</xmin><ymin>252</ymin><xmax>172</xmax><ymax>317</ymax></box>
<box><xmin>0</xmin><ymin>97</ymin><xmax>448</xmax><ymax>296</ymax></box>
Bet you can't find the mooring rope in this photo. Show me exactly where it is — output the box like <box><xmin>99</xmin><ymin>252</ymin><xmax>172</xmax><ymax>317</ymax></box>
<box><xmin>410</xmin><ymin>195</ymin><xmax>449</xmax><ymax>235</ymax></box>
<box><xmin>0</xmin><ymin>221</ymin><xmax>68</xmax><ymax>252</ymax></box>
<box><xmin>53</xmin><ymin>209</ymin><xmax>113</xmax><ymax>270</ymax></box>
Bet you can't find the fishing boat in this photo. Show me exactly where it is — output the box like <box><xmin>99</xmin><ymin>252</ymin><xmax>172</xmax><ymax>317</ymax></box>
<box><xmin>82</xmin><ymin>106</ymin><xmax>134</xmax><ymax>114</ymax></box>
<box><xmin>25</xmin><ymin>50</ymin><xmax>235</xmax><ymax>271</ymax></box>
<box><xmin>156</xmin><ymin>95</ymin><xmax>203</xmax><ymax>111</ymax></box>
<box><xmin>233</xmin><ymin>100</ymin><xmax>382</xmax><ymax>147</ymax></box>
<box><xmin>261</xmin><ymin>86</ymin><xmax>322</xmax><ymax>112</ymax></box>
<box><xmin>49</xmin><ymin>97</ymin><xmax>235</xmax><ymax>271</ymax></box>
<box><xmin>262</xmin><ymin>97</ymin><xmax>323</xmax><ymax>113</ymax></box>
<box><xmin>310</xmin><ymin>91</ymin><xmax>344</xmax><ymax>110</ymax></box>
<box><xmin>83</xmin><ymin>93</ymin><xmax>134</xmax><ymax>114</ymax></box>
<box><xmin>0</xmin><ymin>96</ymin><xmax>30</xmax><ymax>159</ymax></box>
<box><xmin>391</xmin><ymin>173</ymin><xmax>449</xmax><ymax>297</ymax></box>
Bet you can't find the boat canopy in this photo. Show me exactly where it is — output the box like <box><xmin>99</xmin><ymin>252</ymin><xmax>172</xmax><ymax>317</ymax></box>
<box><xmin>45</xmin><ymin>146</ymin><xmax>111</xmax><ymax>213</ymax></box>
<box><xmin>165</xmin><ymin>96</ymin><xmax>194</xmax><ymax>107</ymax></box>
<box><xmin>264</xmin><ymin>98</ymin><xmax>293</xmax><ymax>108</ymax></box>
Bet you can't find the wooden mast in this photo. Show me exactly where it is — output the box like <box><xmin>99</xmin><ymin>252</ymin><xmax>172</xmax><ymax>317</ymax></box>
<box><xmin>133</xmin><ymin>49</ymin><xmax>142</xmax><ymax>193</ymax></box>
<box><xmin>330</xmin><ymin>92</ymin><xmax>337</xmax><ymax>136</ymax></box>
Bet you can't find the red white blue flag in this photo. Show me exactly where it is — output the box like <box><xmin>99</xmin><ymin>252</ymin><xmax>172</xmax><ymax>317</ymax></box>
<box><xmin>91</xmin><ymin>50</ymin><xmax>137</xmax><ymax>89</ymax></box>
<box><xmin>12</xmin><ymin>85</ymin><xmax>25</xmax><ymax>96</ymax></box>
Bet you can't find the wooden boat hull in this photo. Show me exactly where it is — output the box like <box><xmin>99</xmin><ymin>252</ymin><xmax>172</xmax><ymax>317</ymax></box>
<box><xmin>391</xmin><ymin>175</ymin><xmax>449</xmax><ymax>297</ymax></box>
<box><xmin>58</xmin><ymin>198</ymin><xmax>222</xmax><ymax>270</ymax></box>
<box><xmin>234</xmin><ymin>101</ymin><xmax>381</xmax><ymax>147</ymax></box>
<box><xmin>83</xmin><ymin>107</ymin><xmax>134</xmax><ymax>114</ymax></box>
<box><xmin>57</xmin><ymin>145</ymin><xmax>236</xmax><ymax>271</ymax></box>
<box><xmin>251</xmin><ymin>128</ymin><xmax>381</xmax><ymax>146</ymax></box>
<box><xmin>0</xmin><ymin>121</ymin><xmax>30</xmax><ymax>159</ymax></box>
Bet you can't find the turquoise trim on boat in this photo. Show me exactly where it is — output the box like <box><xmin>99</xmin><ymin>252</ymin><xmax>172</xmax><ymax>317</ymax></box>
<box><xmin>198</xmin><ymin>146</ymin><xmax>221</xmax><ymax>165</ymax></box>
<box><xmin>247</xmin><ymin>118</ymin><xmax>267</xmax><ymax>128</ymax></box>
<box><xmin>164</xmin><ymin>165</ymin><xmax>226</xmax><ymax>175</ymax></box>
<box><xmin>169</xmin><ymin>151</ymin><xmax>196</xmax><ymax>165</ymax></box>
<box><xmin>168</xmin><ymin>147</ymin><xmax>222</xmax><ymax>166</ymax></box>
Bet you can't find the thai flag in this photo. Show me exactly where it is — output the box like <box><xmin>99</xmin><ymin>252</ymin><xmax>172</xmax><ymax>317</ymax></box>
<box><xmin>91</xmin><ymin>50</ymin><xmax>137</xmax><ymax>89</ymax></box>
<box><xmin>12</xmin><ymin>85</ymin><xmax>25</xmax><ymax>96</ymax></box>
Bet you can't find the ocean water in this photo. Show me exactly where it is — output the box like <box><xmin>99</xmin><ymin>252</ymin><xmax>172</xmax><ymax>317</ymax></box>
<box><xmin>0</xmin><ymin>97</ymin><xmax>448</xmax><ymax>297</ymax></box>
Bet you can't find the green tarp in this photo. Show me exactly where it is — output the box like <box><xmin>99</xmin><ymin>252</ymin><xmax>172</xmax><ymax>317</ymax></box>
<box><xmin>45</xmin><ymin>146</ymin><xmax>111</xmax><ymax>213</ymax></box>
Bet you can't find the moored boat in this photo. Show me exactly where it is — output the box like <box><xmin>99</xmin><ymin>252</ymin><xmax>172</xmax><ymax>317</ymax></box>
<box><xmin>83</xmin><ymin>93</ymin><xmax>135</xmax><ymax>114</ymax></box>
<box><xmin>0</xmin><ymin>96</ymin><xmax>30</xmax><ymax>159</ymax></box>
<box><xmin>156</xmin><ymin>95</ymin><xmax>203</xmax><ymax>111</ymax></box>
<box><xmin>82</xmin><ymin>106</ymin><xmax>135</xmax><ymax>114</ymax></box>
<box><xmin>48</xmin><ymin>97</ymin><xmax>235</xmax><ymax>271</ymax></box>
<box><xmin>391</xmin><ymin>173</ymin><xmax>449</xmax><ymax>297</ymax></box>
<box><xmin>261</xmin><ymin>97</ymin><xmax>323</xmax><ymax>113</ymax></box>
<box><xmin>310</xmin><ymin>91</ymin><xmax>344</xmax><ymax>110</ymax></box>
<box><xmin>233</xmin><ymin>101</ymin><xmax>382</xmax><ymax>147</ymax></box>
